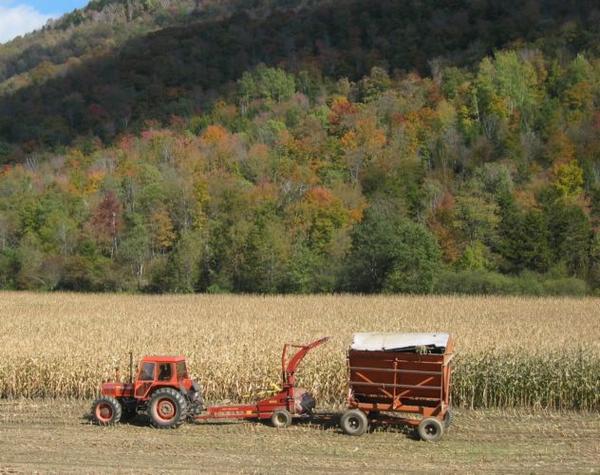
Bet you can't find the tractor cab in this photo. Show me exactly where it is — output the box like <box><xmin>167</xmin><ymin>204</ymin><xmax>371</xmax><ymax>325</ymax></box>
<box><xmin>133</xmin><ymin>356</ymin><xmax>194</xmax><ymax>399</ymax></box>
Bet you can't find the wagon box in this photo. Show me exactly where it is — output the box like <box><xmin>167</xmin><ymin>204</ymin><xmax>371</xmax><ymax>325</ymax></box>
<box><xmin>341</xmin><ymin>333</ymin><xmax>455</xmax><ymax>442</ymax></box>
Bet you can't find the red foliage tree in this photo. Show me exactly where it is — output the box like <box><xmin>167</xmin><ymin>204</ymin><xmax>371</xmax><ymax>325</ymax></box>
<box><xmin>90</xmin><ymin>191</ymin><xmax>123</xmax><ymax>258</ymax></box>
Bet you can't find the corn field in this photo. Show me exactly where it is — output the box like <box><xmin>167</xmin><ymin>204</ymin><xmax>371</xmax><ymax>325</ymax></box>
<box><xmin>0</xmin><ymin>293</ymin><xmax>598</xmax><ymax>410</ymax></box>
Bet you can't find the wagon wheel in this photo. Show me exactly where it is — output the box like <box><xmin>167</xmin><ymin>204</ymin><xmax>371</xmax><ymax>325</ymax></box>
<box><xmin>271</xmin><ymin>409</ymin><xmax>292</xmax><ymax>428</ymax></box>
<box><xmin>91</xmin><ymin>396</ymin><xmax>122</xmax><ymax>426</ymax></box>
<box><xmin>443</xmin><ymin>408</ymin><xmax>453</xmax><ymax>428</ymax></box>
<box><xmin>340</xmin><ymin>409</ymin><xmax>368</xmax><ymax>436</ymax></box>
<box><xmin>148</xmin><ymin>388</ymin><xmax>188</xmax><ymax>429</ymax></box>
<box><xmin>417</xmin><ymin>417</ymin><xmax>444</xmax><ymax>442</ymax></box>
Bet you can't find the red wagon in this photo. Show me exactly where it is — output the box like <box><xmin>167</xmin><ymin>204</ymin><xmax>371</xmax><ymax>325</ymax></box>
<box><xmin>340</xmin><ymin>333</ymin><xmax>455</xmax><ymax>441</ymax></box>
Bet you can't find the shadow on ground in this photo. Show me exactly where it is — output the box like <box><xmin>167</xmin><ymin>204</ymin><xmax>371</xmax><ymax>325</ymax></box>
<box><xmin>83</xmin><ymin>409</ymin><xmax>420</xmax><ymax>439</ymax></box>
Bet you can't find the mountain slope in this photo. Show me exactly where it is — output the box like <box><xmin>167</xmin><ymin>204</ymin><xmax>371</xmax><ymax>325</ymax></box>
<box><xmin>1</xmin><ymin>0</ymin><xmax>599</xmax><ymax>152</ymax></box>
<box><xmin>0</xmin><ymin>0</ymin><xmax>321</xmax><ymax>91</ymax></box>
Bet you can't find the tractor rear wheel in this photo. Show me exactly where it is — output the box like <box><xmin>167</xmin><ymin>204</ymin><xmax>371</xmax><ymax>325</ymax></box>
<box><xmin>417</xmin><ymin>417</ymin><xmax>444</xmax><ymax>442</ymax></box>
<box><xmin>91</xmin><ymin>396</ymin><xmax>122</xmax><ymax>426</ymax></box>
<box><xmin>340</xmin><ymin>409</ymin><xmax>368</xmax><ymax>436</ymax></box>
<box><xmin>149</xmin><ymin>388</ymin><xmax>188</xmax><ymax>429</ymax></box>
<box><xmin>271</xmin><ymin>409</ymin><xmax>292</xmax><ymax>428</ymax></box>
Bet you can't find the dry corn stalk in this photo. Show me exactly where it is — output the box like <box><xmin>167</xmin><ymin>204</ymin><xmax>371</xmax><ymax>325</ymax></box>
<box><xmin>0</xmin><ymin>292</ymin><xmax>598</xmax><ymax>410</ymax></box>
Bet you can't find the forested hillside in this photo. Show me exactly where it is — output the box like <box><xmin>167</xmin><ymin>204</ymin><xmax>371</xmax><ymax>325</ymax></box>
<box><xmin>0</xmin><ymin>0</ymin><xmax>599</xmax><ymax>294</ymax></box>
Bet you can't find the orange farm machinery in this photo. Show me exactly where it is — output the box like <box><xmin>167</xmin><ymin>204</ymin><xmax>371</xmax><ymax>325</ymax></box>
<box><xmin>91</xmin><ymin>333</ymin><xmax>454</xmax><ymax>441</ymax></box>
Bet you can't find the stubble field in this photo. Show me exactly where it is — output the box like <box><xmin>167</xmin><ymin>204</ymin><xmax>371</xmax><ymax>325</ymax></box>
<box><xmin>1</xmin><ymin>400</ymin><xmax>599</xmax><ymax>473</ymax></box>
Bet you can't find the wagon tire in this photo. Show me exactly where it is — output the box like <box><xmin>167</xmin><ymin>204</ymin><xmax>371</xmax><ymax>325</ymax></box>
<box><xmin>443</xmin><ymin>409</ymin><xmax>453</xmax><ymax>428</ymax></box>
<box><xmin>149</xmin><ymin>388</ymin><xmax>188</xmax><ymax>429</ymax></box>
<box><xmin>91</xmin><ymin>396</ymin><xmax>122</xmax><ymax>426</ymax></box>
<box><xmin>271</xmin><ymin>409</ymin><xmax>292</xmax><ymax>428</ymax></box>
<box><xmin>340</xmin><ymin>409</ymin><xmax>368</xmax><ymax>436</ymax></box>
<box><xmin>418</xmin><ymin>417</ymin><xmax>444</xmax><ymax>442</ymax></box>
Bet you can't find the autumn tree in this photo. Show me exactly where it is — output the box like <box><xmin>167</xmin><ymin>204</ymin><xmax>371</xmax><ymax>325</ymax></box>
<box><xmin>90</xmin><ymin>191</ymin><xmax>123</xmax><ymax>258</ymax></box>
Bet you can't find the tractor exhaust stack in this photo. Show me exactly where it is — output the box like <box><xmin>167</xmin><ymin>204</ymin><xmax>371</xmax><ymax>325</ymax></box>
<box><xmin>129</xmin><ymin>352</ymin><xmax>133</xmax><ymax>383</ymax></box>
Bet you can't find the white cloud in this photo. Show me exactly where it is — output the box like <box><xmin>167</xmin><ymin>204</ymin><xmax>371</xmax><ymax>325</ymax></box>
<box><xmin>0</xmin><ymin>4</ymin><xmax>56</xmax><ymax>44</ymax></box>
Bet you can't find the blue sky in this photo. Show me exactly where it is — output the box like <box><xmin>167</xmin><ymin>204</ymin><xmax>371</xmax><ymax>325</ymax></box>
<box><xmin>0</xmin><ymin>0</ymin><xmax>89</xmax><ymax>44</ymax></box>
<box><xmin>18</xmin><ymin>1</ymin><xmax>88</xmax><ymax>14</ymax></box>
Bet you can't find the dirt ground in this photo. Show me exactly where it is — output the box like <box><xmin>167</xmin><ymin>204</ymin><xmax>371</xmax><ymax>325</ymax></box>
<box><xmin>0</xmin><ymin>400</ymin><xmax>598</xmax><ymax>474</ymax></box>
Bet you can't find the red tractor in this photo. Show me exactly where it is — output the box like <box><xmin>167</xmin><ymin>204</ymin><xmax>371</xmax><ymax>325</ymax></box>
<box><xmin>91</xmin><ymin>355</ymin><xmax>203</xmax><ymax>428</ymax></box>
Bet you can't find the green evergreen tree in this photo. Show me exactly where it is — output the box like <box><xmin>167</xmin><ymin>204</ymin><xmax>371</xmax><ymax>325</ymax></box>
<box><xmin>544</xmin><ymin>199</ymin><xmax>592</xmax><ymax>278</ymax></box>
<box><xmin>497</xmin><ymin>195</ymin><xmax>551</xmax><ymax>274</ymax></box>
<box><xmin>345</xmin><ymin>206</ymin><xmax>441</xmax><ymax>294</ymax></box>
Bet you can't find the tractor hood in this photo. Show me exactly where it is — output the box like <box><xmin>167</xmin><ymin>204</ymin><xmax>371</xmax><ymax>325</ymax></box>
<box><xmin>101</xmin><ymin>382</ymin><xmax>134</xmax><ymax>398</ymax></box>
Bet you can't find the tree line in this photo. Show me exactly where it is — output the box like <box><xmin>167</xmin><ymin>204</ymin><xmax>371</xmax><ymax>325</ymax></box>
<box><xmin>0</xmin><ymin>52</ymin><xmax>599</xmax><ymax>294</ymax></box>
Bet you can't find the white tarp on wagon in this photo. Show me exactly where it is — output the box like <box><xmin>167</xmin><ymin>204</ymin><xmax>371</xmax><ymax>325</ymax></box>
<box><xmin>351</xmin><ymin>333</ymin><xmax>450</xmax><ymax>351</ymax></box>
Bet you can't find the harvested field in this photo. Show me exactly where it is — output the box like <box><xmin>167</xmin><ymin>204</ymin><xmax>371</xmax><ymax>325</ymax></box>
<box><xmin>0</xmin><ymin>400</ymin><xmax>599</xmax><ymax>473</ymax></box>
<box><xmin>0</xmin><ymin>292</ymin><xmax>599</xmax><ymax>409</ymax></box>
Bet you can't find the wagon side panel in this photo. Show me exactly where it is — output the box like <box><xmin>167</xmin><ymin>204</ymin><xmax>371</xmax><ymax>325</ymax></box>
<box><xmin>348</xmin><ymin>350</ymin><xmax>447</xmax><ymax>408</ymax></box>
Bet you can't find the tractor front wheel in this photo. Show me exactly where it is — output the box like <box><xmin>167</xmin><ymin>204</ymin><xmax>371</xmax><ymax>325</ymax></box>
<box><xmin>91</xmin><ymin>396</ymin><xmax>122</xmax><ymax>426</ymax></box>
<box><xmin>149</xmin><ymin>388</ymin><xmax>188</xmax><ymax>429</ymax></box>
